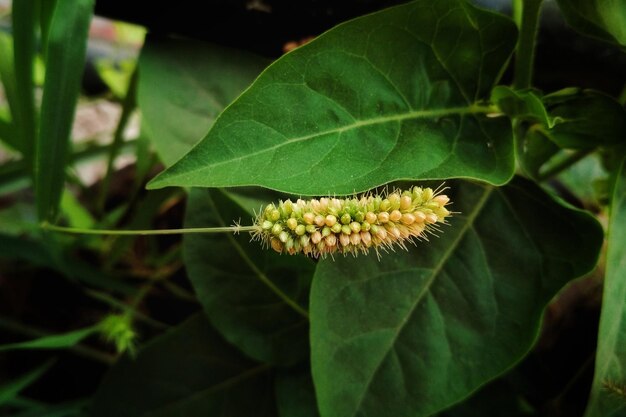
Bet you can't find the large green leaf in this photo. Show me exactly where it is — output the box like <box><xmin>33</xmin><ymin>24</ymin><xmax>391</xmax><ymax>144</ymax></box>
<box><xmin>138</xmin><ymin>37</ymin><xmax>269</xmax><ymax>167</ymax></box>
<box><xmin>310</xmin><ymin>177</ymin><xmax>602</xmax><ymax>417</ymax></box>
<box><xmin>275</xmin><ymin>368</ymin><xmax>320</xmax><ymax>417</ymax></box>
<box><xmin>148</xmin><ymin>0</ymin><xmax>518</xmax><ymax>195</ymax></box>
<box><xmin>91</xmin><ymin>313</ymin><xmax>277</xmax><ymax>417</ymax></box>
<box><xmin>35</xmin><ymin>0</ymin><xmax>93</xmax><ymax>221</ymax></box>
<box><xmin>585</xmin><ymin>157</ymin><xmax>626</xmax><ymax>417</ymax></box>
<box><xmin>183</xmin><ymin>188</ymin><xmax>313</xmax><ymax>365</ymax></box>
<box><xmin>556</xmin><ymin>0</ymin><xmax>626</xmax><ymax>47</ymax></box>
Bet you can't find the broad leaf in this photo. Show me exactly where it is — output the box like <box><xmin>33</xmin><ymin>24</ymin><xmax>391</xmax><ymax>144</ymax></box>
<box><xmin>556</xmin><ymin>0</ymin><xmax>626</xmax><ymax>47</ymax></box>
<box><xmin>148</xmin><ymin>0</ymin><xmax>518</xmax><ymax>195</ymax></box>
<box><xmin>184</xmin><ymin>188</ymin><xmax>312</xmax><ymax>365</ymax></box>
<box><xmin>92</xmin><ymin>313</ymin><xmax>277</xmax><ymax>417</ymax></box>
<box><xmin>310</xmin><ymin>177</ymin><xmax>602</xmax><ymax>417</ymax></box>
<box><xmin>138</xmin><ymin>36</ymin><xmax>269</xmax><ymax>167</ymax></box>
<box><xmin>585</xmin><ymin>157</ymin><xmax>626</xmax><ymax>417</ymax></box>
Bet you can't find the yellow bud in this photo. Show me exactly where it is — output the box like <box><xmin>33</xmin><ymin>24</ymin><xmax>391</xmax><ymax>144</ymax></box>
<box><xmin>311</xmin><ymin>231</ymin><xmax>322</xmax><ymax>244</ymax></box>
<box><xmin>400</xmin><ymin>195</ymin><xmax>412</xmax><ymax>210</ymax></box>
<box><xmin>350</xmin><ymin>233</ymin><xmax>361</xmax><ymax>245</ymax></box>
<box><xmin>303</xmin><ymin>212</ymin><xmax>315</xmax><ymax>224</ymax></box>
<box><xmin>287</xmin><ymin>218</ymin><xmax>298</xmax><ymax>230</ymax></box>
<box><xmin>433</xmin><ymin>195</ymin><xmax>450</xmax><ymax>205</ymax></box>
<box><xmin>390</xmin><ymin>210</ymin><xmax>402</xmax><ymax>222</ymax></box>
<box><xmin>401</xmin><ymin>213</ymin><xmax>416</xmax><ymax>225</ymax></box>
<box><xmin>365</xmin><ymin>212</ymin><xmax>377</xmax><ymax>224</ymax></box>
<box><xmin>314</xmin><ymin>215</ymin><xmax>325</xmax><ymax>227</ymax></box>
<box><xmin>340</xmin><ymin>234</ymin><xmax>350</xmax><ymax>247</ymax></box>
<box><xmin>378</xmin><ymin>212</ymin><xmax>390</xmax><ymax>223</ymax></box>
<box><xmin>425</xmin><ymin>213</ymin><xmax>438</xmax><ymax>224</ymax></box>
<box><xmin>325</xmin><ymin>215</ymin><xmax>337</xmax><ymax>227</ymax></box>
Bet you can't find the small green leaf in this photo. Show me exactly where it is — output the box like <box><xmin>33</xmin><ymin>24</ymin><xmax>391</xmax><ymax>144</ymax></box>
<box><xmin>556</xmin><ymin>0</ymin><xmax>626</xmax><ymax>47</ymax></box>
<box><xmin>0</xmin><ymin>326</ymin><xmax>98</xmax><ymax>352</ymax></box>
<box><xmin>184</xmin><ymin>188</ymin><xmax>313</xmax><ymax>365</ymax></box>
<box><xmin>148</xmin><ymin>0</ymin><xmax>518</xmax><ymax>194</ymax></box>
<box><xmin>35</xmin><ymin>0</ymin><xmax>94</xmax><ymax>221</ymax></box>
<box><xmin>310</xmin><ymin>177</ymin><xmax>602</xmax><ymax>417</ymax></box>
<box><xmin>138</xmin><ymin>36</ymin><xmax>269</xmax><ymax>167</ymax></box>
<box><xmin>491</xmin><ymin>86</ymin><xmax>552</xmax><ymax>127</ymax></box>
<box><xmin>585</xmin><ymin>157</ymin><xmax>626</xmax><ymax>417</ymax></box>
<box><xmin>0</xmin><ymin>361</ymin><xmax>54</xmax><ymax>406</ymax></box>
<box><xmin>91</xmin><ymin>313</ymin><xmax>277</xmax><ymax>417</ymax></box>
<box><xmin>543</xmin><ymin>89</ymin><xmax>626</xmax><ymax>149</ymax></box>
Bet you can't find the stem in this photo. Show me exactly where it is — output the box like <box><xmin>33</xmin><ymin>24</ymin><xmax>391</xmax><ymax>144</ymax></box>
<box><xmin>538</xmin><ymin>149</ymin><xmax>593</xmax><ymax>181</ymax></box>
<box><xmin>40</xmin><ymin>222</ymin><xmax>258</xmax><ymax>236</ymax></box>
<box><xmin>513</xmin><ymin>0</ymin><xmax>544</xmax><ymax>89</ymax></box>
<box><xmin>619</xmin><ymin>82</ymin><xmax>626</xmax><ymax>106</ymax></box>
<box><xmin>96</xmin><ymin>68</ymin><xmax>139</xmax><ymax>215</ymax></box>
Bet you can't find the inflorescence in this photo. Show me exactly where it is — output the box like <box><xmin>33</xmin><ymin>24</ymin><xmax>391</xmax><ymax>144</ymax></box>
<box><xmin>252</xmin><ymin>185</ymin><xmax>452</xmax><ymax>258</ymax></box>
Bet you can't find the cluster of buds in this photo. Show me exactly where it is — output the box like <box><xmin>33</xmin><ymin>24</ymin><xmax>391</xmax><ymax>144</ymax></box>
<box><xmin>252</xmin><ymin>185</ymin><xmax>452</xmax><ymax>258</ymax></box>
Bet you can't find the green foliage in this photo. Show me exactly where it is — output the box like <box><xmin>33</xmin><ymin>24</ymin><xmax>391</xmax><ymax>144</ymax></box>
<box><xmin>148</xmin><ymin>0</ymin><xmax>518</xmax><ymax>194</ymax></box>
<box><xmin>91</xmin><ymin>314</ymin><xmax>276</xmax><ymax>417</ymax></box>
<box><xmin>35</xmin><ymin>0</ymin><xmax>94</xmax><ymax>221</ymax></box>
<box><xmin>1</xmin><ymin>0</ymin><xmax>625</xmax><ymax>414</ymax></box>
<box><xmin>585</xmin><ymin>157</ymin><xmax>626</xmax><ymax>417</ymax></box>
<box><xmin>556</xmin><ymin>0</ymin><xmax>626</xmax><ymax>47</ymax></box>
<box><xmin>310</xmin><ymin>177</ymin><xmax>601</xmax><ymax>417</ymax></box>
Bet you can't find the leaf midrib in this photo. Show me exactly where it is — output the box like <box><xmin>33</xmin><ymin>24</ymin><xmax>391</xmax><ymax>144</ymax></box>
<box><xmin>349</xmin><ymin>185</ymin><xmax>494</xmax><ymax>417</ymax></box>
<box><xmin>153</xmin><ymin>105</ymin><xmax>490</xmax><ymax>186</ymax></box>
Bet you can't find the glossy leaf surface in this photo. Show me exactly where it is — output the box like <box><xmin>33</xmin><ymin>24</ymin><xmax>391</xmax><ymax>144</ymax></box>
<box><xmin>148</xmin><ymin>0</ymin><xmax>518</xmax><ymax>194</ymax></box>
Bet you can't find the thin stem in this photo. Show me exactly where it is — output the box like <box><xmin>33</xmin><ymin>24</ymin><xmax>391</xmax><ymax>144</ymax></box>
<box><xmin>96</xmin><ymin>68</ymin><xmax>139</xmax><ymax>215</ymax></box>
<box><xmin>538</xmin><ymin>149</ymin><xmax>594</xmax><ymax>182</ymax></box>
<box><xmin>513</xmin><ymin>0</ymin><xmax>544</xmax><ymax>90</ymax></box>
<box><xmin>40</xmin><ymin>222</ymin><xmax>257</xmax><ymax>236</ymax></box>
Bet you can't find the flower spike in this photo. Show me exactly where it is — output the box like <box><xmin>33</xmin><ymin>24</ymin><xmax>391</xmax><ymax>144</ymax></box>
<box><xmin>252</xmin><ymin>185</ymin><xmax>452</xmax><ymax>258</ymax></box>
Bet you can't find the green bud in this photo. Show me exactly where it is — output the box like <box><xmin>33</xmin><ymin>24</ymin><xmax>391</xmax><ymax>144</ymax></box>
<box><xmin>272</xmin><ymin>223</ymin><xmax>282</xmax><ymax>236</ymax></box>
<box><xmin>331</xmin><ymin>223</ymin><xmax>342</xmax><ymax>233</ymax></box>
<box><xmin>341</xmin><ymin>224</ymin><xmax>352</xmax><ymax>235</ymax></box>
<box><xmin>262</xmin><ymin>220</ymin><xmax>273</xmax><ymax>230</ymax></box>
<box><xmin>295</xmin><ymin>224</ymin><xmax>306</xmax><ymax>236</ymax></box>
<box><xmin>305</xmin><ymin>224</ymin><xmax>317</xmax><ymax>234</ymax></box>
<box><xmin>341</xmin><ymin>213</ymin><xmax>351</xmax><ymax>225</ymax></box>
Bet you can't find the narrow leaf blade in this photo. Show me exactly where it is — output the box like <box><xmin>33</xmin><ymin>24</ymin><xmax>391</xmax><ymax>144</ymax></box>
<box><xmin>585</xmin><ymin>157</ymin><xmax>626</xmax><ymax>417</ymax></box>
<box><xmin>35</xmin><ymin>0</ymin><xmax>94</xmax><ymax>221</ymax></box>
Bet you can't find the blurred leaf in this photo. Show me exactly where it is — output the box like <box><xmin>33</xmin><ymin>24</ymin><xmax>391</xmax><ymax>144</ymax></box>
<box><xmin>11</xmin><ymin>399</ymin><xmax>88</xmax><ymax>417</ymax></box>
<box><xmin>0</xmin><ymin>203</ymin><xmax>37</xmax><ymax>235</ymax></box>
<box><xmin>183</xmin><ymin>188</ymin><xmax>312</xmax><ymax>365</ymax></box>
<box><xmin>556</xmin><ymin>0</ymin><xmax>626</xmax><ymax>47</ymax></box>
<box><xmin>148</xmin><ymin>0</ymin><xmax>518</xmax><ymax>194</ymax></box>
<box><xmin>95</xmin><ymin>58</ymin><xmax>137</xmax><ymax>99</ymax></box>
<box><xmin>0</xmin><ymin>326</ymin><xmax>98</xmax><ymax>352</ymax></box>
<box><xmin>11</xmin><ymin>0</ymin><xmax>38</xmax><ymax>166</ymax></box>
<box><xmin>0</xmin><ymin>361</ymin><xmax>54</xmax><ymax>406</ymax></box>
<box><xmin>137</xmin><ymin>36</ymin><xmax>269</xmax><ymax>167</ymax></box>
<box><xmin>60</xmin><ymin>190</ymin><xmax>95</xmax><ymax>229</ymax></box>
<box><xmin>91</xmin><ymin>313</ymin><xmax>277</xmax><ymax>417</ymax></box>
<box><xmin>276</xmin><ymin>368</ymin><xmax>320</xmax><ymax>417</ymax></box>
<box><xmin>35</xmin><ymin>0</ymin><xmax>94</xmax><ymax>221</ymax></box>
<box><xmin>519</xmin><ymin>127</ymin><xmax>560</xmax><ymax>179</ymax></box>
<box><xmin>585</xmin><ymin>157</ymin><xmax>626</xmax><ymax>417</ymax></box>
<box><xmin>543</xmin><ymin>89</ymin><xmax>626</xmax><ymax>149</ymax></box>
<box><xmin>555</xmin><ymin>152</ymin><xmax>608</xmax><ymax>207</ymax></box>
<box><xmin>310</xmin><ymin>177</ymin><xmax>603</xmax><ymax>417</ymax></box>
<box><xmin>0</xmin><ymin>33</ymin><xmax>20</xmax><ymax>151</ymax></box>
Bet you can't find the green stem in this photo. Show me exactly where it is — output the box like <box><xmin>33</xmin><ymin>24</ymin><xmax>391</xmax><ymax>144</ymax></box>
<box><xmin>96</xmin><ymin>68</ymin><xmax>139</xmax><ymax>215</ymax></box>
<box><xmin>538</xmin><ymin>149</ymin><xmax>593</xmax><ymax>181</ymax></box>
<box><xmin>513</xmin><ymin>0</ymin><xmax>544</xmax><ymax>90</ymax></box>
<box><xmin>40</xmin><ymin>222</ymin><xmax>258</xmax><ymax>236</ymax></box>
